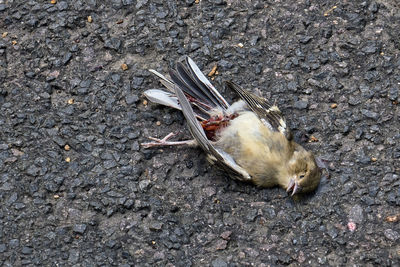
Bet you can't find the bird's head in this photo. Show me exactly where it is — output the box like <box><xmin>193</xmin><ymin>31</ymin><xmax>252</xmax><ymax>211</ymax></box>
<box><xmin>286</xmin><ymin>148</ymin><xmax>321</xmax><ymax>196</ymax></box>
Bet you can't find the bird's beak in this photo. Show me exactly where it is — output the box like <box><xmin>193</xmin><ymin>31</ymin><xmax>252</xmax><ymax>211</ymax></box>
<box><xmin>287</xmin><ymin>177</ymin><xmax>301</xmax><ymax>196</ymax></box>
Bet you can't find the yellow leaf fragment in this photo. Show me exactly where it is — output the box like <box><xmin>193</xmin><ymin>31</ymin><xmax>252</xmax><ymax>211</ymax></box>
<box><xmin>324</xmin><ymin>6</ymin><xmax>337</xmax><ymax>16</ymax></box>
<box><xmin>121</xmin><ymin>63</ymin><xmax>128</xmax><ymax>70</ymax></box>
<box><xmin>208</xmin><ymin>65</ymin><xmax>218</xmax><ymax>77</ymax></box>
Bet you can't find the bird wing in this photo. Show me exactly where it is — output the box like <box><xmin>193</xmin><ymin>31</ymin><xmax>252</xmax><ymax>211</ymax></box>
<box><xmin>147</xmin><ymin>56</ymin><xmax>231</xmax><ymax>120</ymax></box>
<box><xmin>184</xmin><ymin>57</ymin><xmax>230</xmax><ymax>110</ymax></box>
<box><xmin>174</xmin><ymin>83</ymin><xmax>251</xmax><ymax>181</ymax></box>
<box><xmin>169</xmin><ymin>56</ymin><xmax>230</xmax><ymax>110</ymax></box>
<box><xmin>225</xmin><ymin>81</ymin><xmax>292</xmax><ymax>140</ymax></box>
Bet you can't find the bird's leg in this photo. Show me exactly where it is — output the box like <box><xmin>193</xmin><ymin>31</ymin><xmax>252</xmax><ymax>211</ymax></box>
<box><xmin>141</xmin><ymin>132</ymin><xmax>197</xmax><ymax>148</ymax></box>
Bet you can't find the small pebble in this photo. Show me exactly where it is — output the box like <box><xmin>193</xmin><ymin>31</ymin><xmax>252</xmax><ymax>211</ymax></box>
<box><xmin>347</xmin><ymin>222</ymin><xmax>356</xmax><ymax>232</ymax></box>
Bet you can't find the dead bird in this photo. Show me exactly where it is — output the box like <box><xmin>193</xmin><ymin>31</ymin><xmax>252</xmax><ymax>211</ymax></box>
<box><xmin>142</xmin><ymin>56</ymin><xmax>326</xmax><ymax>196</ymax></box>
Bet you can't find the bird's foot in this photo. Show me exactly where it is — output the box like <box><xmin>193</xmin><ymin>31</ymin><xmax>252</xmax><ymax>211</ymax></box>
<box><xmin>141</xmin><ymin>132</ymin><xmax>196</xmax><ymax>148</ymax></box>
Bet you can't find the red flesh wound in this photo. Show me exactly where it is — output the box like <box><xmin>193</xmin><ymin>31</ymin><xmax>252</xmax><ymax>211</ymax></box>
<box><xmin>201</xmin><ymin>113</ymin><xmax>238</xmax><ymax>140</ymax></box>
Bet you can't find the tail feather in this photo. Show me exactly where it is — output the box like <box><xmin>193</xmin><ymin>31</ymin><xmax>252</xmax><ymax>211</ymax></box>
<box><xmin>143</xmin><ymin>89</ymin><xmax>179</xmax><ymax>110</ymax></box>
<box><xmin>143</xmin><ymin>89</ymin><xmax>207</xmax><ymax>121</ymax></box>
<box><xmin>148</xmin><ymin>69</ymin><xmax>175</xmax><ymax>93</ymax></box>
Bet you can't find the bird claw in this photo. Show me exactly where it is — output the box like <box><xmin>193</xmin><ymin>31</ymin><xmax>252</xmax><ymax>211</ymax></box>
<box><xmin>141</xmin><ymin>131</ymin><xmax>195</xmax><ymax>148</ymax></box>
<box><xmin>141</xmin><ymin>132</ymin><xmax>178</xmax><ymax>148</ymax></box>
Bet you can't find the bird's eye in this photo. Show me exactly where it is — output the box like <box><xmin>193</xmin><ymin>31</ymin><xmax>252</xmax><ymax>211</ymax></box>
<box><xmin>299</xmin><ymin>175</ymin><xmax>305</xmax><ymax>179</ymax></box>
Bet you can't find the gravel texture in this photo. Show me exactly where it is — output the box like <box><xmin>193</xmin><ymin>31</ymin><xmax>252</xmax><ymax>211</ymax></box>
<box><xmin>1</xmin><ymin>0</ymin><xmax>399</xmax><ymax>266</ymax></box>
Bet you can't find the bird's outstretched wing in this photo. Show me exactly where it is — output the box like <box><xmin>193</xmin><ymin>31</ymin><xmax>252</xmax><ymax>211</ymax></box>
<box><xmin>225</xmin><ymin>81</ymin><xmax>292</xmax><ymax>140</ymax></box>
<box><xmin>174</xmin><ymin>83</ymin><xmax>251</xmax><ymax>182</ymax></box>
<box><xmin>148</xmin><ymin>57</ymin><xmax>230</xmax><ymax>120</ymax></box>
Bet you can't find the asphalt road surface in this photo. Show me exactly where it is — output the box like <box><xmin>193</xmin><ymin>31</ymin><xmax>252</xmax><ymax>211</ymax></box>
<box><xmin>0</xmin><ymin>0</ymin><xmax>399</xmax><ymax>266</ymax></box>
